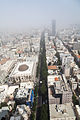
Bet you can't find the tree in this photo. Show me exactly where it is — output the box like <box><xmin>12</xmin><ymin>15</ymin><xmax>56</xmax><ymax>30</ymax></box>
<box><xmin>40</xmin><ymin>105</ymin><xmax>48</xmax><ymax>120</ymax></box>
<box><xmin>30</xmin><ymin>112</ymin><xmax>35</xmax><ymax>120</ymax></box>
<box><xmin>72</xmin><ymin>94</ymin><xmax>79</xmax><ymax>105</ymax></box>
<box><xmin>55</xmin><ymin>52</ymin><xmax>62</xmax><ymax>65</ymax></box>
<box><xmin>0</xmin><ymin>102</ymin><xmax>8</xmax><ymax>108</ymax></box>
<box><xmin>40</xmin><ymin>83</ymin><xmax>47</xmax><ymax>96</ymax></box>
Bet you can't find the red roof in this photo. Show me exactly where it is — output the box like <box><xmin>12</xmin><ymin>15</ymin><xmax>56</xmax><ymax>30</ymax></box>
<box><xmin>0</xmin><ymin>58</ymin><xmax>10</xmax><ymax>65</ymax></box>
<box><xmin>16</xmin><ymin>50</ymin><xmax>23</xmax><ymax>54</ymax></box>
<box><xmin>77</xmin><ymin>55</ymin><xmax>80</xmax><ymax>59</ymax></box>
<box><xmin>55</xmin><ymin>77</ymin><xmax>59</xmax><ymax>81</ymax></box>
<box><xmin>48</xmin><ymin>66</ymin><xmax>57</xmax><ymax>70</ymax></box>
<box><xmin>51</xmin><ymin>45</ymin><xmax>55</xmax><ymax>48</ymax></box>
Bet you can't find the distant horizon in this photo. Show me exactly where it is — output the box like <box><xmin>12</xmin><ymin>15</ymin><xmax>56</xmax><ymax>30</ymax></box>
<box><xmin>0</xmin><ymin>0</ymin><xmax>80</xmax><ymax>32</ymax></box>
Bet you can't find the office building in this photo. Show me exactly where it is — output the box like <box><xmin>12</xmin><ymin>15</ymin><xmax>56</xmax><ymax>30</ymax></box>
<box><xmin>52</xmin><ymin>20</ymin><xmax>56</xmax><ymax>36</ymax></box>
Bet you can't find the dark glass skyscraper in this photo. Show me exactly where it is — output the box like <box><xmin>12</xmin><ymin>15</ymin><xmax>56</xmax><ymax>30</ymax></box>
<box><xmin>52</xmin><ymin>20</ymin><xmax>56</xmax><ymax>36</ymax></box>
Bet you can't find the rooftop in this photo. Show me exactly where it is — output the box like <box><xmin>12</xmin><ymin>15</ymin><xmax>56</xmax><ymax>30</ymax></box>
<box><xmin>75</xmin><ymin>105</ymin><xmax>80</xmax><ymax>116</ymax></box>
<box><xmin>15</xmin><ymin>87</ymin><xmax>32</xmax><ymax>100</ymax></box>
<box><xmin>48</xmin><ymin>66</ymin><xmax>58</xmax><ymax>70</ymax></box>
<box><xmin>0</xmin><ymin>58</ymin><xmax>10</xmax><ymax>65</ymax></box>
<box><xmin>77</xmin><ymin>55</ymin><xmax>80</xmax><ymax>59</ymax></box>
<box><xmin>18</xmin><ymin>64</ymin><xmax>29</xmax><ymax>72</ymax></box>
<box><xmin>10</xmin><ymin>61</ymin><xmax>34</xmax><ymax>77</ymax></box>
<box><xmin>49</xmin><ymin>103</ymin><xmax>75</xmax><ymax>119</ymax></box>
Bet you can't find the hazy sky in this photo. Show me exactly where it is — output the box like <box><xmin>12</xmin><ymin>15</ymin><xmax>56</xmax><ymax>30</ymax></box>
<box><xmin>0</xmin><ymin>0</ymin><xmax>80</xmax><ymax>31</ymax></box>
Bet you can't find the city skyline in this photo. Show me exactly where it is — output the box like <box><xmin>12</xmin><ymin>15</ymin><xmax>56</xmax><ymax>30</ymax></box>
<box><xmin>0</xmin><ymin>0</ymin><xmax>80</xmax><ymax>31</ymax></box>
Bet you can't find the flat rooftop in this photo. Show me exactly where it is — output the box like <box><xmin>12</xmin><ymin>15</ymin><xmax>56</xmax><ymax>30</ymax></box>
<box><xmin>49</xmin><ymin>103</ymin><xmax>75</xmax><ymax>119</ymax></box>
<box><xmin>10</xmin><ymin>61</ymin><xmax>34</xmax><ymax>77</ymax></box>
<box><xmin>47</xmin><ymin>75</ymin><xmax>62</xmax><ymax>87</ymax></box>
<box><xmin>15</xmin><ymin>88</ymin><xmax>32</xmax><ymax>101</ymax></box>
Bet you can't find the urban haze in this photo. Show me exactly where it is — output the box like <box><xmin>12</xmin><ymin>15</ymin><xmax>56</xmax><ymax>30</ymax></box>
<box><xmin>0</xmin><ymin>0</ymin><xmax>80</xmax><ymax>120</ymax></box>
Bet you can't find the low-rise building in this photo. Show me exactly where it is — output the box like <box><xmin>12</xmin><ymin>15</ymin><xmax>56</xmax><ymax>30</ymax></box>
<box><xmin>15</xmin><ymin>84</ymin><xmax>34</xmax><ymax>106</ymax></box>
<box><xmin>9</xmin><ymin>59</ymin><xmax>36</xmax><ymax>83</ymax></box>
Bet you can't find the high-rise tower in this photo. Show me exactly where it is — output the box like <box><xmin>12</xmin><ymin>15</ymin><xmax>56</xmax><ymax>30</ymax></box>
<box><xmin>52</xmin><ymin>20</ymin><xmax>56</xmax><ymax>36</ymax></box>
